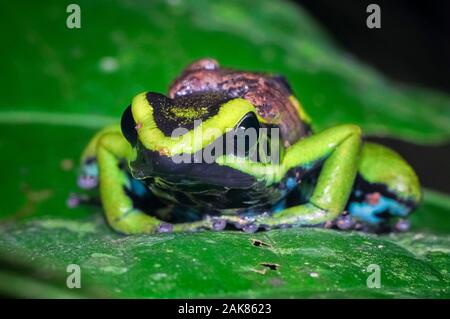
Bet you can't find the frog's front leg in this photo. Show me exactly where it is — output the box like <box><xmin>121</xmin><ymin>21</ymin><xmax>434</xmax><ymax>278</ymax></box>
<box><xmin>219</xmin><ymin>124</ymin><xmax>362</xmax><ymax>229</ymax></box>
<box><xmin>266</xmin><ymin>124</ymin><xmax>362</xmax><ymax>227</ymax></box>
<box><xmin>94</xmin><ymin>131</ymin><xmax>158</xmax><ymax>234</ymax></box>
<box><xmin>83</xmin><ymin>129</ymin><xmax>213</xmax><ymax>234</ymax></box>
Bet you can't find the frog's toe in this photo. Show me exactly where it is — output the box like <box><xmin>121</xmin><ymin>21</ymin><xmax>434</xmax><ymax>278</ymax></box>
<box><xmin>335</xmin><ymin>214</ymin><xmax>356</xmax><ymax>230</ymax></box>
<box><xmin>66</xmin><ymin>193</ymin><xmax>93</xmax><ymax>208</ymax></box>
<box><xmin>78</xmin><ymin>158</ymin><xmax>99</xmax><ymax>189</ymax></box>
<box><xmin>66</xmin><ymin>193</ymin><xmax>81</xmax><ymax>208</ymax></box>
<box><xmin>77</xmin><ymin>174</ymin><xmax>98</xmax><ymax>189</ymax></box>
<box><xmin>211</xmin><ymin>218</ymin><xmax>227</xmax><ymax>231</ymax></box>
<box><xmin>242</xmin><ymin>223</ymin><xmax>259</xmax><ymax>233</ymax></box>
<box><xmin>395</xmin><ymin>219</ymin><xmax>411</xmax><ymax>232</ymax></box>
<box><xmin>158</xmin><ymin>222</ymin><xmax>174</xmax><ymax>233</ymax></box>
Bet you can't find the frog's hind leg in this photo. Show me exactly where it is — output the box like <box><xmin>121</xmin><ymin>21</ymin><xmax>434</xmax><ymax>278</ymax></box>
<box><xmin>347</xmin><ymin>142</ymin><xmax>421</xmax><ymax>231</ymax></box>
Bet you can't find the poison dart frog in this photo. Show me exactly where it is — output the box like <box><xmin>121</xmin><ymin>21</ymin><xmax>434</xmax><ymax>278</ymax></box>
<box><xmin>73</xmin><ymin>58</ymin><xmax>421</xmax><ymax>234</ymax></box>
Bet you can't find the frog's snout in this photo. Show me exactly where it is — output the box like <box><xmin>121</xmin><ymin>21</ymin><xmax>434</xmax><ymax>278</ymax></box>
<box><xmin>129</xmin><ymin>144</ymin><xmax>256</xmax><ymax>189</ymax></box>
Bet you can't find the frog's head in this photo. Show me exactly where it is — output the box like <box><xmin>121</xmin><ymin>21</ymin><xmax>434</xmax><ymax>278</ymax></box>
<box><xmin>120</xmin><ymin>91</ymin><xmax>281</xmax><ymax>192</ymax></box>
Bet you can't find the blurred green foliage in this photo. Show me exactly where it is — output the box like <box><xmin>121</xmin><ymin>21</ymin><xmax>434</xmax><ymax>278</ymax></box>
<box><xmin>0</xmin><ymin>0</ymin><xmax>449</xmax><ymax>298</ymax></box>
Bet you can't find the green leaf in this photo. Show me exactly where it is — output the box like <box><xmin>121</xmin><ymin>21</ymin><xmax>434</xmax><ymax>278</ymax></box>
<box><xmin>0</xmin><ymin>0</ymin><xmax>449</xmax><ymax>143</ymax></box>
<box><xmin>0</xmin><ymin>0</ymin><xmax>449</xmax><ymax>298</ymax></box>
<box><xmin>410</xmin><ymin>190</ymin><xmax>450</xmax><ymax>234</ymax></box>
<box><xmin>0</xmin><ymin>222</ymin><xmax>449</xmax><ymax>298</ymax></box>
<box><xmin>1</xmin><ymin>122</ymin><xmax>449</xmax><ymax>298</ymax></box>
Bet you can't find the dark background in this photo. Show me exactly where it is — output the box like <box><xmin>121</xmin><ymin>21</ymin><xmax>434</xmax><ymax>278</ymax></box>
<box><xmin>293</xmin><ymin>0</ymin><xmax>450</xmax><ymax>193</ymax></box>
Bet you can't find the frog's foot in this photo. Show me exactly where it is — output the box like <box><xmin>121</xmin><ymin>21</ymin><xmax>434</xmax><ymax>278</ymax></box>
<box><xmin>67</xmin><ymin>158</ymin><xmax>101</xmax><ymax>209</ymax></box>
<box><xmin>108</xmin><ymin>208</ymin><xmax>217</xmax><ymax>234</ymax></box>
<box><xmin>168</xmin><ymin>215</ymin><xmax>234</xmax><ymax>233</ymax></box>
<box><xmin>206</xmin><ymin>203</ymin><xmax>329</xmax><ymax>233</ymax></box>
<box><xmin>66</xmin><ymin>193</ymin><xmax>88</xmax><ymax>208</ymax></box>
<box><xmin>163</xmin><ymin>214</ymin><xmax>259</xmax><ymax>233</ymax></box>
<box><xmin>163</xmin><ymin>204</ymin><xmax>410</xmax><ymax>234</ymax></box>
<box><xmin>322</xmin><ymin>211</ymin><xmax>375</xmax><ymax>232</ymax></box>
<box><xmin>66</xmin><ymin>156</ymin><xmax>98</xmax><ymax>209</ymax></box>
<box><xmin>78</xmin><ymin>158</ymin><xmax>99</xmax><ymax>189</ymax></box>
<box><xmin>347</xmin><ymin>189</ymin><xmax>414</xmax><ymax>232</ymax></box>
<box><xmin>66</xmin><ymin>192</ymin><xmax>101</xmax><ymax>209</ymax></box>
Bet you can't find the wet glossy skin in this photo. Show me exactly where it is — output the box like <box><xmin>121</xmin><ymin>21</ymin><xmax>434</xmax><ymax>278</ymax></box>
<box><xmin>76</xmin><ymin>58</ymin><xmax>421</xmax><ymax>234</ymax></box>
<box><xmin>169</xmin><ymin>58</ymin><xmax>311</xmax><ymax>146</ymax></box>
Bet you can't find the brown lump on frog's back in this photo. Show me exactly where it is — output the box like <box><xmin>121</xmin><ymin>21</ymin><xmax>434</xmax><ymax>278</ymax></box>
<box><xmin>168</xmin><ymin>58</ymin><xmax>310</xmax><ymax>146</ymax></box>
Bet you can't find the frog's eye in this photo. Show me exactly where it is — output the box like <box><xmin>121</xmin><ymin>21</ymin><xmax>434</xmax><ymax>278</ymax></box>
<box><xmin>236</xmin><ymin>112</ymin><xmax>260</xmax><ymax>132</ymax></box>
<box><xmin>230</xmin><ymin>112</ymin><xmax>260</xmax><ymax>158</ymax></box>
<box><xmin>121</xmin><ymin>105</ymin><xmax>138</xmax><ymax>147</ymax></box>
